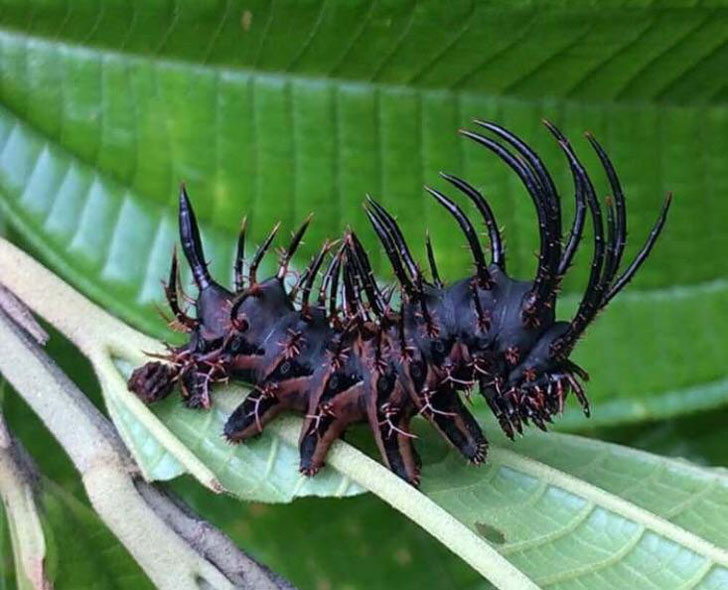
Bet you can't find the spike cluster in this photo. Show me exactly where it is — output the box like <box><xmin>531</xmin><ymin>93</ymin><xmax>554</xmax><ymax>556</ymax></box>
<box><xmin>128</xmin><ymin>122</ymin><xmax>671</xmax><ymax>485</ymax></box>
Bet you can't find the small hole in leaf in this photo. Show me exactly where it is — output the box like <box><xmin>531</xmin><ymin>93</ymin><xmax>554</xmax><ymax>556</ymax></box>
<box><xmin>475</xmin><ymin>522</ymin><xmax>506</xmax><ymax>545</ymax></box>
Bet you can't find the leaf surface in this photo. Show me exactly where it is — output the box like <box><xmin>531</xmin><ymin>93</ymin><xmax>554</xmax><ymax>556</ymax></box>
<box><xmin>419</xmin><ymin>426</ymin><xmax>728</xmax><ymax>589</ymax></box>
<box><xmin>1</xmin><ymin>2</ymin><xmax>728</xmax><ymax>588</ymax></box>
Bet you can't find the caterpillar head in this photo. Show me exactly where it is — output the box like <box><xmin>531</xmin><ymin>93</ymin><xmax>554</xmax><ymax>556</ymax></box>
<box><xmin>501</xmin><ymin>322</ymin><xmax>589</xmax><ymax>423</ymax></box>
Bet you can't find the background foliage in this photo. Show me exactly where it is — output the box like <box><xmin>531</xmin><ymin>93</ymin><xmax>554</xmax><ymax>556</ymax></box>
<box><xmin>0</xmin><ymin>1</ymin><xmax>726</xmax><ymax>588</ymax></box>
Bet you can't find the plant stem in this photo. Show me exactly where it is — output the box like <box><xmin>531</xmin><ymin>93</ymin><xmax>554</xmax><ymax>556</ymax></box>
<box><xmin>0</xmin><ymin>239</ymin><xmax>222</xmax><ymax>491</ymax></box>
<box><xmin>0</xmin><ymin>307</ymin><xmax>294</xmax><ymax>590</ymax></box>
<box><xmin>0</xmin><ymin>410</ymin><xmax>51</xmax><ymax>590</ymax></box>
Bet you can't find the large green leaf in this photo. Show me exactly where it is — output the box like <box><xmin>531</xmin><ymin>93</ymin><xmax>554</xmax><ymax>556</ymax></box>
<box><xmin>2</xmin><ymin>2</ymin><xmax>728</xmax><ymax>588</ymax></box>
<box><xmin>421</xmin><ymin>426</ymin><xmax>728</xmax><ymax>589</ymax></box>
<box><xmin>0</xmin><ymin>1</ymin><xmax>726</xmax><ymax>428</ymax></box>
<box><xmin>174</xmin><ymin>422</ymin><xmax>728</xmax><ymax>590</ymax></box>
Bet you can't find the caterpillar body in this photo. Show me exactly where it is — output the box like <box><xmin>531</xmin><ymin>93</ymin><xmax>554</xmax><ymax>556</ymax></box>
<box><xmin>128</xmin><ymin>121</ymin><xmax>670</xmax><ymax>486</ymax></box>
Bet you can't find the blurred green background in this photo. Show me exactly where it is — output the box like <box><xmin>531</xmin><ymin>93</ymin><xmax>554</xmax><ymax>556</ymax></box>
<box><xmin>0</xmin><ymin>1</ymin><xmax>726</xmax><ymax>588</ymax></box>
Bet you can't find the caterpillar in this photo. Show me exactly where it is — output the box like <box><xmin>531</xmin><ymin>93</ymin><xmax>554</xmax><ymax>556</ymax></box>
<box><xmin>128</xmin><ymin>121</ymin><xmax>671</xmax><ymax>486</ymax></box>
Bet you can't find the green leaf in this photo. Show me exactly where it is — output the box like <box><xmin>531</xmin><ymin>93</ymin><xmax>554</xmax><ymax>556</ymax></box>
<box><xmin>1</xmin><ymin>1</ymin><xmax>727</xmax><ymax>427</ymax></box>
<box><xmin>2</xmin><ymin>2</ymin><xmax>728</xmax><ymax>588</ymax></box>
<box><xmin>596</xmin><ymin>408</ymin><xmax>728</xmax><ymax>469</ymax></box>
<box><xmin>191</xmin><ymin>422</ymin><xmax>728</xmax><ymax>590</ymax></box>
<box><xmin>421</xmin><ymin>427</ymin><xmax>728</xmax><ymax>589</ymax></box>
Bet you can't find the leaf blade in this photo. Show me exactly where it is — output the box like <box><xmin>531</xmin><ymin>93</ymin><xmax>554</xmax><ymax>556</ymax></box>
<box><xmin>419</xmin><ymin>428</ymin><xmax>728</xmax><ymax>588</ymax></box>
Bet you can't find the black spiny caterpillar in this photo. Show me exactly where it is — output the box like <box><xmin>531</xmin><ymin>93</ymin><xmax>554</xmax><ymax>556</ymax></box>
<box><xmin>128</xmin><ymin>121</ymin><xmax>671</xmax><ymax>486</ymax></box>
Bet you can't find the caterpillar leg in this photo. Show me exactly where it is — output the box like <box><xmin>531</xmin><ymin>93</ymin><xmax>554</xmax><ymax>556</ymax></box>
<box><xmin>365</xmin><ymin>369</ymin><xmax>422</xmax><ymax>485</ymax></box>
<box><xmin>372</xmin><ymin>406</ymin><xmax>421</xmax><ymax>486</ymax></box>
<box><xmin>298</xmin><ymin>382</ymin><xmax>365</xmax><ymax>476</ymax></box>
<box><xmin>298</xmin><ymin>415</ymin><xmax>348</xmax><ymax>477</ymax></box>
<box><xmin>180</xmin><ymin>371</ymin><xmax>213</xmax><ymax>409</ymax></box>
<box><xmin>223</xmin><ymin>388</ymin><xmax>284</xmax><ymax>442</ymax></box>
<box><xmin>420</xmin><ymin>385</ymin><xmax>488</xmax><ymax>464</ymax></box>
<box><xmin>480</xmin><ymin>382</ymin><xmax>516</xmax><ymax>440</ymax></box>
<box><xmin>128</xmin><ymin>361</ymin><xmax>176</xmax><ymax>403</ymax></box>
